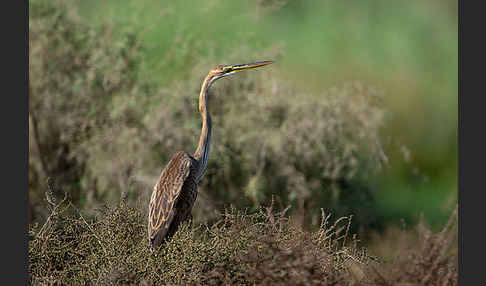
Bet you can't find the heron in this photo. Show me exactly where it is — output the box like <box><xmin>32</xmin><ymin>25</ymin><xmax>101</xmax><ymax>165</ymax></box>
<box><xmin>148</xmin><ymin>60</ymin><xmax>273</xmax><ymax>249</ymax></box>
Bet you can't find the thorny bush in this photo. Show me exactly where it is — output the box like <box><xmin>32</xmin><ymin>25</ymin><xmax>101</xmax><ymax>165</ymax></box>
<box><xmin>29</xmin><ymin>192</ymin><xmax>457</xmax><ymax>285</ymax></box>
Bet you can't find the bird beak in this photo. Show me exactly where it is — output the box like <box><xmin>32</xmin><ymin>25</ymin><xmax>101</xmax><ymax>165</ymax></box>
<box><xmin>226</xmin><ymin>61</ymin><xmax>273</xmax><ymax>73</ymax></box>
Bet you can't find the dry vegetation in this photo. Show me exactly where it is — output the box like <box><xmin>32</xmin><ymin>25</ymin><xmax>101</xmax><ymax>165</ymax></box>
<box><xmin>29</xmin><ymin>190</ymin><xmax>457</xmax><ymax>285</ymax></box>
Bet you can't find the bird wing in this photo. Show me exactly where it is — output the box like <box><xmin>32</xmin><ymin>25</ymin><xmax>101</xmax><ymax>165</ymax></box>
<box><xmin>148</xmin><ymin>151</ymin><xmax>193</xmax><ymax>247</ymax></box>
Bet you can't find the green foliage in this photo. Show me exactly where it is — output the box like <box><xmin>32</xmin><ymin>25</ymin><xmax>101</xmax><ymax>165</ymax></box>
<box><xmin>29</xmin><ymin>0</ymin><xmax>154</xmax><ymax>219</ymax></box>
<box><xmin>29</xmin><ymin>0</ymin><xmax>390</xmax><ymax>234</ymax></box>
<box><xmin>29</xmin><ymin>196</ymin><xmax>457</xmax><ymax>285</ymax></box>
<box><xmin>79</xmin><ymin>0</ymin><xmax>457</xmax><ymax>184</ymax></box>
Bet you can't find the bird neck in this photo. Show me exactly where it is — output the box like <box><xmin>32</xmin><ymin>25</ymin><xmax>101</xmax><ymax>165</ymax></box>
<box><xmin>193</xmin><ymin>76</ymin><xmax>213</xmax><ymax>183</ymax></box>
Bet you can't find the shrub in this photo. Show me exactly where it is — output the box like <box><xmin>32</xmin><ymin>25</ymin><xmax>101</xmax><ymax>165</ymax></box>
<box><xmin>29</xmin><ymin>0</ymin><xmax>153</xmax><ymax>220</ymax></box>
<box><xmin>29</xmin><ymin>193</ymin><xmax>457</xmax><ymax>285</ymax></box>
<box><xmin>29</xmin><ymin>193</ymin><xmax>365</xmax><ymax>285</ymax></box>
<box><xmin>368</xmin><ymin>208</ymin><xmax>458</xmax><ymax>286</ymax></box>
<box><xmin>29</xmin><ymin>0</ymin><xmax>388</xmax><ymax>234</ymax></box>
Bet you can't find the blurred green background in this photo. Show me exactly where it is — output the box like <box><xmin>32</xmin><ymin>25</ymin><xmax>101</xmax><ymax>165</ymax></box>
<box><xmin>29</xmin><ymin>0</ymin><xmax>457</xmax><ymax>234</ymax></box>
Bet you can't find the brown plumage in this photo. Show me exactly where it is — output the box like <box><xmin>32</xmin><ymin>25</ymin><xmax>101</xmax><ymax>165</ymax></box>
<box><xmin>148</xmin><ymin>61</ymin><xmax>273</xmax><ymax>250</ymax></box>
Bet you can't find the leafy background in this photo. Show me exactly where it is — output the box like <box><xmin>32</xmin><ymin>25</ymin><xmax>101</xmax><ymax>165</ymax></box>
<box><xmin>29</xmin><ymin>0</ymin><xmax>456</xmax><ymax>240</ymax></box>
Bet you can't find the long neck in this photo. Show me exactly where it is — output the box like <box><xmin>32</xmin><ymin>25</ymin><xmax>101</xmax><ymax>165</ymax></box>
<box><xmin>193</xmin><ymin>76</ymin><xmax>213</xmax><ymax>183</ymax></box>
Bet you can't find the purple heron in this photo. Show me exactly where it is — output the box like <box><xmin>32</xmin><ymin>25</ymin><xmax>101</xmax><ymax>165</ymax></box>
<box><xmin>148</xmin><ymin>61</ymin><xmax>273</xmax><ymax>249</ymax></box>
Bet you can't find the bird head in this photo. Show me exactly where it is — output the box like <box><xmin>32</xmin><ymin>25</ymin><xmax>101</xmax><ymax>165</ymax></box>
<box><xmin>207</xmin><ymin>60</ymin><xmax>273</xmax><ymax>83</ymax></box>
<box><xmin>199</xmin><ymin>60</ymin><xmax>273</xmax><ymax>112</ymax></box>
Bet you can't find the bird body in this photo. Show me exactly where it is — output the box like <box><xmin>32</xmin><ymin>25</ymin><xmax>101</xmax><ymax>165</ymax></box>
<box><xmin>148</xmin><ymin>61</ymin><xmax>273</xmax><ymax>249</ymax></box>
<box><xmin>148</xmin><ymin>151</ymin><xmax>198</xmax><ymax>247</ymax></box>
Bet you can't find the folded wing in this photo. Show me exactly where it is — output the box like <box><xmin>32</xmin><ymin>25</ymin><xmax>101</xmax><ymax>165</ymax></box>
<box><xmin>148</xmin><ymin>151</ymin><xmax>193</xmax><ymax>248</ymax></box>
